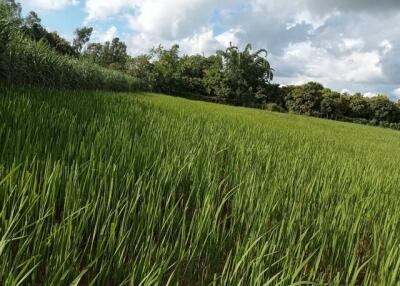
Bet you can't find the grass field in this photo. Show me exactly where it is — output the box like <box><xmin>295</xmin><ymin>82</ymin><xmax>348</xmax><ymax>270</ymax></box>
<box><xmin>1</xmin><ymin>86</ymin><xmax>400</xmax><ymax>285</ymax></box>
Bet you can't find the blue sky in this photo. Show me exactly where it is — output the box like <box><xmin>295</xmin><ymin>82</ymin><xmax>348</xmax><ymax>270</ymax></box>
<box><xmin>18</xmin><ymin>0</ymin><xmax>400</xmax><ymax>100</ymax></box>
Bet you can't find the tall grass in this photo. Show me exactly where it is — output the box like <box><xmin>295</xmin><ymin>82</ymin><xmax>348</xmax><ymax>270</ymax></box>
<box><xmin>0</xmin><ymin>4</ymin><xmax>142</xmax><ymax>91</ymax></box>
<box><xmin>1</xmin><ymin>85</ymin><xmax>400</xmax><ymax>285</ymax></box>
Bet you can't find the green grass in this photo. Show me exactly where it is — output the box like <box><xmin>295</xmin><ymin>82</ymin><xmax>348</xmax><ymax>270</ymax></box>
<box><xmin>1</xmin><ymin>85</ymin><xmax>400</xmax><ymax>285</ymax></box>
<box><xmin>0</xmin><ymin>5</ymin><xmax>142</xmax><ymax>91</ymax></box>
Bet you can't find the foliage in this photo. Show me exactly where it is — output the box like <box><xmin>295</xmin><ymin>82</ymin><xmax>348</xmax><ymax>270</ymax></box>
<box><xmin>0</xmin><ymin>18</ymin><xmax>141</xmax><ymax>90</ymax></box>
<box><xmin>3</xmin><ymin>0</ymin><xmax>400</xmax><ymax>130</ymax></box>
<box><xmin>1</xmin><ymin>86</ymin><xmax>400</xmax><ymax>285</ymax></box>
<box><xmin>204</xmin><ymin>44</ymin><xmax>274</xmax><ymax>105</ymax></box>
<box><xmin>179</xmin><ymin>54</ymin><xmax>214</xmax><ymax>94</ymax></box>
<box><xmin>0</xmin><ymin>1</ymin><xmax>76</xmax><ymax>56</ymax></box>
<box><xmin>126</xmin><ymin>54</ymin><xmax>156</xmax><ymax>90</ymax></box>
<box><xmin>348</xmin><ymin>93</ymin><xmax>372</xmax><ymax>119</ymax></box>
<box><xmin>150</xmin><ymin>44</ymin><xmax>183</xmax><ymax>94</ymax></box>
<box><xmin>368</xmin><ymin>95</ymin><xmax>400</xmax><ymax>123</ymax></box>
<box><xmin>285</xmin><ymin>82</ymin><xmax>324</xmax><ymax>115</ymax></box>
<box><xmin>1</xmin><ymin>0</ymin><xmax>21</xmax><ymax>23</ymax></box>
<box><xmin>73</xmin><ymin>26</ymin><xmax>93</xmax><ymax>53</ymax></box>
<box><xmin>261</xmin><ymin>102</ymin><xmax>286</xmax><ymax>112</ymax></box>
<box><xmin>85</xmin><ymin>37</ymin><xmax>128</xmax><ymax>70</ymax></box>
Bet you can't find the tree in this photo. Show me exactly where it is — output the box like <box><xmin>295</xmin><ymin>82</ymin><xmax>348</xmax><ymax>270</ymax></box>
<box><xmin>255</xmin><ymin>84</ymin><xmax>285</xmax><ymax>108</ymax></box>
<box><xmin>85</xmin><ymin>37</ymin><xmax>128</xmax><ymax>70</ymax></box>
<box><xmin>126</xmin><ymin>54</ymin><xmax>156</xmax><ymax>91</ymax></box>
<box><xmin>1</xmin><ymin>0</ymin><xmax>22</xmax><ymax>23</ymax></box>
<box><xmin>285</xmin><ymin>82</ymin><xmax>324</xmax><ymax>115</ymax></box>
<box><xmin>45</xmin><ymin>32</ymin><xmax>76</xmax><ymax>56</ymax></box>
<box><xmin>85</xmin><ymin>43</ymin><xmax>103</xmax><ymax>60</ymax></box>
<box><xmin>203</xmin><ymin>43</ymin><xmax>274</xmax><ymax>105</ymax></box>
<box><xmin>73</xmin><ymin>26</ymin><xmax>93</xmax><ymax>53</ymax></box>
<box><xmin>19</xmin><ymin>10</ymin><xmax>76</xmax><ymax>56</ymax></box>
<box><xmin>320</xmin><ymin>89</ymin><xmax>342</xmax><ymax>118</ymax></box>
<box><xmin>348</xmin><ymin>93</ymin><xmax>371</xmax><ymax>119</ymax></box>
<box><xmin>150</xmin><ymin>44</ymin><xmax>182</xmax><ymax>94</ymax></box>
<box><xmin>22</xmin><ymin>11</ymin><xmax>47</xmax><ymax>41</ymax></box>
<box><xmin>203</xmin><ymin>55</ymin><xmax>225</xmax><ymax>97</ymax></box>
<box><xmin>179</xmin><ymin>54</ymin><xmax>213</xmax><ymax>94</ymax></box>
<box><xmin>368</xmin><ymin>95</ymin><xmax>400</xmax><ymax>123</ymax></box>
<box><xmin>104</xmin><ymin>38</ymin><xmax>128</xmax><ymax>70</ymax></box>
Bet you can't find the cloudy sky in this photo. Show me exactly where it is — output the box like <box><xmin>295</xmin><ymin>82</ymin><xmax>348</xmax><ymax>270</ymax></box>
<box><xmin>19</xmin><ymin>0</ymin><xmax>400</xmax><ymax>100</ymax></box>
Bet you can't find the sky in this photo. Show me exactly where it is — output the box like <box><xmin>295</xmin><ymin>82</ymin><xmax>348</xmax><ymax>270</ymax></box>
<box><xmin>19</xmin><ymin>0</ymin><xmax>400</xmax><ymax>100</ymax></box>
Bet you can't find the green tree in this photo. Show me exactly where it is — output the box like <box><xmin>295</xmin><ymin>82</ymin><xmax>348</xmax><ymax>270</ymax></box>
<box><xmin>150</xmin><ymin>44</ymin><xmax>182</xmax><ymax>94</ymax></box>
<box><xmin>348</xmin><ymin>93</ymin><xmax>371</xmax><ymax>119</ymax></box>
<box><xmin>85</xmin><ymin>42</ymin><xmax>103</xmax><ymax>60</ymax></box>
<box><xmin>203</xmin><ymin>43</ymin><xmax>274</xmax><ymax>105</ymax></box>
<box><xmin>368</xmin><ymin>95</ymin><xmax>400</xmax><ymax>123</ymax></box>
<box><xmin>179</xmin><ymin>54</ymin><xmax>213</xmax><ymax>94</ymax></box>
<box><xmin>255</xmin><ymin>84</ymin><xmax>285</xmax><ymax>108</ymax></box>
<box><xmin>105</xmin><ymin>38</ymin><xmax>128</xmax><ymax>70</ymax></box>
<box><xmin>45</xmin><ymin>32</ymin><xmax>76</xmax><ymax>56</ymax></box>
<box><xmin>73</xmin><ymin>26</ymin><xmax>93</xmax><ymax>53</ymax></box>
<box><xmin>126</xmin><ymin>54</ymin><xmax>156</xmax><ymax>91</ymax></box>
<box><xmin>285</xmin><ymin>82</ymin><xmax>324</xmax><ymax>115</ymax></box>
<box><xmin>320</xmin><ymin>89</ymin><xmax>342</xmax><ymax>118</ymax></box>
<box><xmin>22</xmin><ymin>11</ymin><xmax>47</xmax><ymax>41</ymax></box>
<box><xmin>85</xmin><ymin>37</ymin><xmax>128</xmax><ymax>70</ymax></box>
<box><xmin>1</xmin><ymin>0</ymin><xmax>21</xmax><ymax>23</ymax></box>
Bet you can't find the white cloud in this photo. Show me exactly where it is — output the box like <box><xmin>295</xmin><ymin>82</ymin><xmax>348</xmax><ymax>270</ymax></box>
<box><xmin>128</xmin><ymin>28</ymin><xmax>239</xmax><ymax>56</ymax></box>
<box><xmin>21</xmin><ymin>0</ymin><xmax>79</xmax><ymax>10</ymax></box>
<box><xmin>92</xmin><ymin>26</ymin><xmax>118</xmax><ymax>43</ymax></box>
<box><xmin>81</xmin><ymin>0</ymin><xmax>400</xmax><ymax>95</ymax></box>
<box><xmin>338</xmin><ymin>38</ymin><xmax>364</xmax><ymax>52</ymax></box>
<box><xmin>304</xmin><ymin>0</ymin><xmax>400</xmax><ymax>13</ymax></box>
<box><xmin>380</xmin><ymin>40</ymin><xmax>393</xmax><ymax>55</ymax></box>
<box><xmin>86</xmin><ymin>0</ymin><xmax>231</xmax><ymax>40</ymax></box>
<box><xmin>130</xmin><ymin>0</ymin><xmax>231</xmax><ymax>40</ymax></box>
<box><xmin>277</xmin><ymin>41</ymin><xmax>383</xmax><ymax>85</ymax></box>
<box><xmin>394</xmin><ymin>88</ymin><xmax>400</xmax><ymax>99</ymax></box>
<box><xmin>85</xmin><ymin>0</ymin><xmax>132</xmax><ymax>21</ymax></box>
<box><xmin>180</xmin><ymin>29</ymin><xmax>225</xmax><ymax>55</ymax></box>
<box><xmin>364</xmin><ymin>92</ymin><xmax>378</xmax><ymax>98</ymax></box>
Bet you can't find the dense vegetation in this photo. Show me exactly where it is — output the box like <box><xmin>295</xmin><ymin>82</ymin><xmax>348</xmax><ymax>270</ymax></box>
<box><xmin>2</xmin><ymin>0</ymin><xmax>400</xmax><ymax>129</ymax></box>
<box><xmin>1</xmin><ymin>85</ymin><xmax>400</xmax><ymax>285</ymax></box>
<box><xmin>85</xmin><ymin>29</ymin><xmax>400</xmax><ymax>130</ymax></box>
<box><xmin>0</xmin><ymin>0</ymin><xmax>142</xmax><ymax>91</ymax></box>
<box><xmin>124</xmin><ymin>46</ymin><xmax>400</xmax><ymax>129</ymax></box>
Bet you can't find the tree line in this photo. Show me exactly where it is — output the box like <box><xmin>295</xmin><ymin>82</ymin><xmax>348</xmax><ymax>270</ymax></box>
<box><xmin>0</xmin><ymin>0</ymin><xmax>141</xmax><ymax>91</ymax></box>
<box><xmin>3</xmin><ymin>0</ymin><xmax>400</xmax><ymax>129</ymax></box>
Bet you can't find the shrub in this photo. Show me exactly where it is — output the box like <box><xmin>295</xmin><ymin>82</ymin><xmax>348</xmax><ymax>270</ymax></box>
<box><xmin>0</xmin><ymin>6</ymin><xmax>143</xmax><ymax>91</ymax></box>
<box><xmin>262</xmin><ymin>102</ymin><xmax>286</xmax><ymax>113</ymax></box>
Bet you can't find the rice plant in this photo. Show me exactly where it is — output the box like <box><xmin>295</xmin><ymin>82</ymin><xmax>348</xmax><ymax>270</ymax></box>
<box><xmin>1</xmin><ymin>85</ymin><xmax>400</xmax><ymax>285</ymax></box>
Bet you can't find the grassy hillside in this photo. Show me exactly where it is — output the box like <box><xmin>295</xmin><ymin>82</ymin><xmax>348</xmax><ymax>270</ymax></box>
<box><xmin>1</xmin><ymin>86</ymin><xmax>400</xmax><ymax>285</ymax></box>
<box><xmin>0</xmin><ymin>4</ymin><xmax>142</xmax><ymax>91</ymax></box>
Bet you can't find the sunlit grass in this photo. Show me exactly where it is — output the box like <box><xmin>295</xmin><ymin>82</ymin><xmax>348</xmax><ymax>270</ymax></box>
<box><xmin>1</xmin><ymin>86</ymin><xmax>400</xmax><ymax>285</ymax></box>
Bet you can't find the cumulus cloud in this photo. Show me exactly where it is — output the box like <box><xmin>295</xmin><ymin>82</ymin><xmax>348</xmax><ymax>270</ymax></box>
<box><xmin>129</xmin><ymin>0</ymin><xmax>231</xmax><ymax>40</ymax></box>
<box><xmin>85</xmin><ymin>0</ymin><xmax>132</xmax><ymax>21</ymax></box>
<box><xmin>304</xmin><ymin>0</ymin><xmax>400</xmax><ymax>13</ymax></box>
<box><xmin>86</xmin><ymin>0</ymin><xmax>231</xmax><ymax>38</ymax></box>
<box><xmin>394</xmin><ymin>88</ymin><xmax>400</xmax><ymax>99</ymax></box>
<box><xmin>274</xmin><ymin>41</ymin><xmax>383</xmax><ymax>85</ymax></box>
<box><xmin>128</xmin><ymin>28</ymin><xmax>240</xmax><ymax>56</ymax></box>
<box><xmin>21</xmin><ymin>0</ymin><xmax>79</xmax><ymax>10</ymax></box>
<box><xmin>92</xmin><ymin>26</ymin><xmax>118</xmax><ymax>43</ymax></box>
<box><xmin>80</xmin><ymin>0</ymin><xmax>400</xmax><ymax>96</ymax></box>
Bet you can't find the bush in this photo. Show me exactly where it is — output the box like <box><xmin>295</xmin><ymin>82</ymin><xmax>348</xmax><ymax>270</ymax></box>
<box><xmin>0</xmin><ymin>6</ymin><xmax>143</xmax><ymax>91</ymax></box>
<box><xmin>262</xmin><ymin>103</ymin><xmax>286</xmax><ymax>113</ymax></box>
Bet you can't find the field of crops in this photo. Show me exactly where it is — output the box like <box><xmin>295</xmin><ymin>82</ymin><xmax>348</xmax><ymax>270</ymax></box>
<box><xmin>1</xmin><ymin>85</ymin><xmax>400</xmax><ymax>285</ymax></box>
